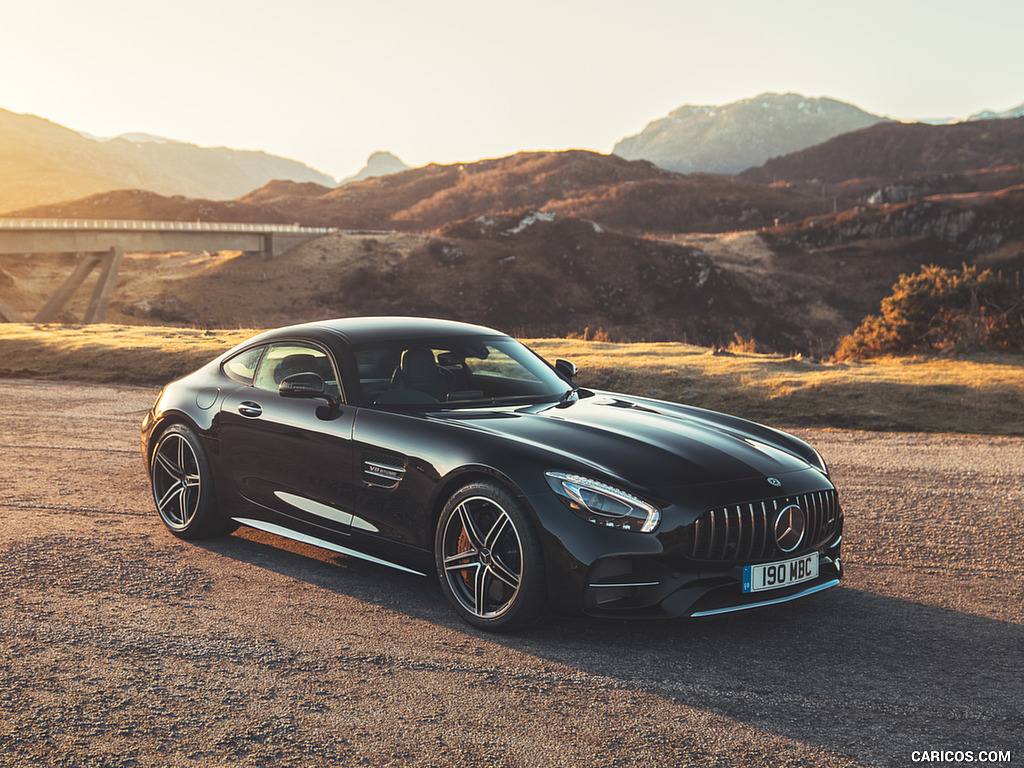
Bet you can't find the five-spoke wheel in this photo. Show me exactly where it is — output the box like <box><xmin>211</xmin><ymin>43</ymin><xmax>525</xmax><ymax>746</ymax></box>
<box><xmin>150</xmin><ymin>424</ymin><xmax>231</xmax><ymax>539</ymax></box>
<box><xmin>436</xmin><ymin>481</ymin><xmax>546</xmax><ymax>630</ymax></box>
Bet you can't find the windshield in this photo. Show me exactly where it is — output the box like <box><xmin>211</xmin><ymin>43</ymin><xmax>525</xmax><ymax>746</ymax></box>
<box><xmin>352</xmin><ymin>335</ymin><xmax>570</xmax><ymax>407</ymax></box>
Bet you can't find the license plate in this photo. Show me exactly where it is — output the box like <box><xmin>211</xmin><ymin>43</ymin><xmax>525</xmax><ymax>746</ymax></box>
<box><xmin>743</xmin><ymin>553</ymin><xmax>818</xmax><ymax>593</ymax></box>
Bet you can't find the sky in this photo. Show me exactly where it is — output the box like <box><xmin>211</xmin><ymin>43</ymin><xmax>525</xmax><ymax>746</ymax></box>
<box><xmin>2</xmin><ymin>0</ymin><xmax>1022</xmax><ymax>181</ymax></box>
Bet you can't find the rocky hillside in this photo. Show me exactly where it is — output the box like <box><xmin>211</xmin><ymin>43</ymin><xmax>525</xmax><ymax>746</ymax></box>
<box><xmin>0</xmin><ymin>108</ymin><xmax>336</xmax><ymax>213</ymax></box>
<box><xmin>79</xmin><ymin>213</ymin><xmax>807</xmax><ymax>350</ymax></box>
<box><xmin>613</xmin><ymin>93</ymin><xmax>889</xmax><ymax>174</ymax></box>
<box><xmin>765</xmin><ymin>185</ymin><xmax>1024</xmax><ymax>256</ymax></box>
<box><xmin>739</xmin><ymin>118</ymin><xmax>1024</xmax><ymax>185</ymax></box>
<box><xmin>7</xmin><ymin>150</ymin><xmax>835</xmax><ymax>233</ymax></box>
<box><xmin>313</xmin><ymin>213</ymin><xmax>767</xmax><ymax>344</ymax></box>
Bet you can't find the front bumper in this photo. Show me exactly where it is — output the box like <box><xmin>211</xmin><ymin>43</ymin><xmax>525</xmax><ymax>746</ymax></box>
<box><xmin>579</xmin><ymin>538</ymin><xmax>843</xmax><ymax>619</ymax></box>
<box><xmin>526</xmin><ymin>485</ymin><xmax>844</xmax><ymax>620</ymax></box>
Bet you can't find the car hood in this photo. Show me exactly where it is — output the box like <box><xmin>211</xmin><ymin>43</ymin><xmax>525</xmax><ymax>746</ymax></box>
<box><xmin>429</xmin><ymin>391</ymin><xmax>819</xmax><ymax>490</ymax></box>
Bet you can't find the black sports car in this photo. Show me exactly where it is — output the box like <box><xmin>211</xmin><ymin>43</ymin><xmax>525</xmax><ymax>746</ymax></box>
<box><xmin>142</xmin><ymin>317</ymin><xmax>843</xmax><ymax>630</ymax></box>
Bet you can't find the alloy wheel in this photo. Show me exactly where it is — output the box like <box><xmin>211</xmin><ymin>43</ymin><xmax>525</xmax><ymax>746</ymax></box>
<box><xmin>440</xmin><ymin>496</ymin><xmax>523</xmax><ymax>619</ymax></box>
<box><xmin>152</xmin><ymin>432</ymin><xmax>202</xmax><ymax>530</ymax></box>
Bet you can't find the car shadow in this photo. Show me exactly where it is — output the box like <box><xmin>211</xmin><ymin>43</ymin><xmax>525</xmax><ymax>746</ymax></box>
<box><xmin>197</xmin><ymin>530</ymin><xmax>1023</xmax><ymax>768</ymax></box>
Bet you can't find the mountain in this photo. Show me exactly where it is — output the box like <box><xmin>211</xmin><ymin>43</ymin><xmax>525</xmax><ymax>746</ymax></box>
<box><xmin>112</xmin><ymin>132</ymin><xmax>175</xmax><ymax>144</ymax></box>
<box><xmin>738</xmin><ymin>118</ymin><xmax>1024</xmax><ymax>185</ymax></box>
<box><xmin>7</xmin><ymin>150</ymin><xmax>836</xmax><ymax>233</ymax></box>
<box><xmin>968</xmin><ymin>102</ymin><xmax>1024</xmax><ymax>121</ymax></box>
<box><xmin>340</xmin><ymin>151</ymin><xmax>410</xmax><ymax>184</ymax></box>
<box><xmin>612</xmin><ymin>93</ymin><xmax>890</xmax><ymax>175</ymax></box>
<box><xmin>0</xmin><ymin>108</ymin><xmax>337</xmax><ymax>213</ymax></box>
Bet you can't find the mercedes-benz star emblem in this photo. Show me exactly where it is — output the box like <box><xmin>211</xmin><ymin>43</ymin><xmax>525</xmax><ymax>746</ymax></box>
<box><xmin>767</xmin><ymin>477</ymin><xmax>782</xmax><ymax>487</ymax></box>
<box><xmin>773</xmin><ymin>504</ymin><xmax>806</xmax><ymax>553</ymax></box>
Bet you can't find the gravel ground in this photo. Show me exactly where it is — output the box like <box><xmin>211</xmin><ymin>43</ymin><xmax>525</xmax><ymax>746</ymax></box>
<box><xmin>0</xmin><ymin>379</ymin><xmax>1021</xmax><ymax>768</ymax></box>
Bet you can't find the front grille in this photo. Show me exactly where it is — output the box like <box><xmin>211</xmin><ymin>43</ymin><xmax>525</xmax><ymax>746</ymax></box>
<box><xmin>689</xmin><ymin>490</ymin><xmax>840</xmax><ymax>562</ymax></box>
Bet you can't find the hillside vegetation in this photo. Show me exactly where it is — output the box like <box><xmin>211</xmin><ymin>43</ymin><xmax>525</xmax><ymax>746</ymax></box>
<box><xmin>837</xmin><ymin>264</ymin><xmax>1024</xmax><ymax>359</ymax></box>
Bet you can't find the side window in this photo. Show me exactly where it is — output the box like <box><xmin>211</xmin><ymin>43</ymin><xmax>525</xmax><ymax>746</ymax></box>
<box><xmin>252</xmin><ymin>342</ymin><xmax>342</xmax><ymax>399</ymax></box>
<box><xmin>223</xmin><ymin>346</ymin><xmax>265</xmax><ymax>386</ymax></box>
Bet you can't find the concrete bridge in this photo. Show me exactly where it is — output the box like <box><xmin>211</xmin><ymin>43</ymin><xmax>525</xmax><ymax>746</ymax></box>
<box><xmin>0</xmin><ymin>218</ymin><xmax>332</xmax><ymax>259</ymax></box>
<box><xmin>0</xmin><ymin>218</ymin><xmax>332</xmax><ymax>323</ymax></box>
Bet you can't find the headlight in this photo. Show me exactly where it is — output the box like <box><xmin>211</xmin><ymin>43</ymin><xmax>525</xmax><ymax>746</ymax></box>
<box><xmin>545</xmin><ymin>472</ymin><xmax>661</xmax><ymax>533</ymax></box>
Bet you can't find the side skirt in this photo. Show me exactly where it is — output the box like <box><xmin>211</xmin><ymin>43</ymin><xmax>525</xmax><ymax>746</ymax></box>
<box><xmin>232</xmin><ymin>517</ymin><xmax>428</xmax><ymax>577</ymax></box>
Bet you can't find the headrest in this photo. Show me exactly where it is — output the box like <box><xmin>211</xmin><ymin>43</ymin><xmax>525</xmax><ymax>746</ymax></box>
<box><xmin>276</xmin><ymin>353</ymin><xmax>321</xmax><ymax>383</ymax></box>
<box><xmin>401</xmin><ymin>347</ymin><xmax>436</xmax><ymax>384</ymax></box>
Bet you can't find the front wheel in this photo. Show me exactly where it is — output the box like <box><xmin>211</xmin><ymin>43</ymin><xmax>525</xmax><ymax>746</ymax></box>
<box><xmin>435</xmin><ymin>481</ymin><xmax>547</xmax><ymax>631</ymax></box>
<box><xmin>150</xmin><ymin>424</ymin><xmax>235</xmax><ymax>539</ymax></box>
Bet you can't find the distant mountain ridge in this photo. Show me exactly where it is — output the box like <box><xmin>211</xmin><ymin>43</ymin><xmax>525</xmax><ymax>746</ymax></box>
<box><xmin>0</xmin><ymin>108</ymin><xmax>337</xmax><ymax>213</ymax></box>
<box><xmin>7</xmin><ymin>150</ymin><xmax>836</xmax><ymax>233</ymax></box>
<box><xmin>968</xmin><ymin>102</ymin><xmax>1024</xmax><ymax>121</ymax></box>
<box><xmin>11</xmin><ymin>113</ymin><xmax>1024</xmax><ymax>238</ymax></box>
<box><xmin>340</xmin><ymin>151</ymin><xmax>411</xmax><ymax>184</ymax></box>
<box><xmin>613</xmin><ymin>92</ymin><xmax>891</xmax><ymax>174</ymax></box>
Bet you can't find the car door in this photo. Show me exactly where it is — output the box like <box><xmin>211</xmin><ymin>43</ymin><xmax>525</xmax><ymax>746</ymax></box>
<box><xmin>218</xmin><ymin>340</ymin><xmax>358</xmax><ymax>536</ymax></box>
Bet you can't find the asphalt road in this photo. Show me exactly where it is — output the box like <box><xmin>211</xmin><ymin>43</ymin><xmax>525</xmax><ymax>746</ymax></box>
<box><xmin>0</xmin><ymin>380</ymin><xmax>1021</xmax><ymax>768</ymax></box>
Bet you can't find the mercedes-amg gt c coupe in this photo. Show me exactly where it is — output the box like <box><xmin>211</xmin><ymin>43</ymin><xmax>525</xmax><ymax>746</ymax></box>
<box><xmin>142</xmin><ymin>317</ymin><xmax>843</xmax><ymax>630</ymax></box>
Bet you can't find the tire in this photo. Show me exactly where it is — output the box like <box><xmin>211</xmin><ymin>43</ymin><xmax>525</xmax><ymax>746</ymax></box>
<box><xmin>435</xmin><ymin>481</ymin><xmax>547</xmax><ymax>631</ymax></box>
<box><xmin>150</xmin><ymin>424</ymin><xmax>235</xmax><ymax>539</ymax></box>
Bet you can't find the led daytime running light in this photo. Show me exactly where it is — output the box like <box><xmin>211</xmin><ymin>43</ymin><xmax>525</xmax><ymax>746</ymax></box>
<box><xmin>546</xmin><ymin>472</ymin><xmax>661</xmax><ymax>533</ymax></box>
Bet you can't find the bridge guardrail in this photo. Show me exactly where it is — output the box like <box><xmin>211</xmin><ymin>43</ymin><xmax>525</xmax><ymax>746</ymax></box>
<box><xmin>0</xmin><ymin>218</ymin><xmax>333</xmax><ymax>234</ymax></box>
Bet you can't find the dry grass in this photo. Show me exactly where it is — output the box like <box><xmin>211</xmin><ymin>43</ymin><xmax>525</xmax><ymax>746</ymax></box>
<box><xmin>529</xmin><ymin>338</ymin><xmax>1024</xmax><ymax>435</ymax></box>
<box><xmin>0</xmin><ymin>324</ymin><xmax>255</xmax><ymax>386</ymax></box>
<box><xmin>1</xmin><ymin>324</ymin><xmax>1023</xmax><ymax>435</ymax></box>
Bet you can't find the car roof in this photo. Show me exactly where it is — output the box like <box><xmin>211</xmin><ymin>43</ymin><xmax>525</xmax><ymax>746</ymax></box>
<box><xmin>276</xmin><ymin>316</ymin><xmax>508</xmax><ymax>345</ymax></box>
<box><xmin>216</xmin><ymin>317</ymin><xmax>512</xmax><ymax>362</ymax></box>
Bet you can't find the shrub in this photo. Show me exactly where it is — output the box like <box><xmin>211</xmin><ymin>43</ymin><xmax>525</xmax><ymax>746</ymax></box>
<box><xmin>836</xmin><ymin>264</ymin><xmax>1024</xmax><ymax>359</ymax></box>
<box><xmin>567</xmin><ymin>326</ymin><xmax>612</xmax><ymax>342</ymax></box>
<box><xmin>726</xmin><ymin>333</ymin><xmax>758</xmax><ymax>354</ymax></box>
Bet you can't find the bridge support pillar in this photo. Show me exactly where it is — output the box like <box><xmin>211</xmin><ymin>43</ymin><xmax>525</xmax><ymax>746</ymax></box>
<box><xmin>84</xmin><ymin>246</ymin><xmax>124</xmax><ymax>323</ymax></box>
<box><xmin>34</xmin><ymin>253</ymin><xmax>102</xmax><ymax>322</ymax></box>
<box><xmin>28</xmin><ymin>246</ymin><xmax>124</xmax><ymax>324</ymax></box>
<box><xmin>0</xmin><ymin>296</ymin><xmax>22</xmax><ymax>322</ymax></box>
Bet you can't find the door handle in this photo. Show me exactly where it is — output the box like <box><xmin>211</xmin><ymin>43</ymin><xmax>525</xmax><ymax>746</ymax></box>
<box><xmin>238</xmin><ymin>401</ymin><xmax>263</xmax><ymax>418</ymax></box>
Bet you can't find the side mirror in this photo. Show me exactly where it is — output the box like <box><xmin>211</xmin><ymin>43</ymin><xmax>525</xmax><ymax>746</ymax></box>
<box><xmin>555</xmin><ymin>358</ymin><xmax>578</xmax><ymax>381</ymax></box>
<box><xmin>279</xmin><ymin>372</ymin><xmax>326</xmax><ymax>398</ymax></box>
<box><xmin>280</xmin><ymin>372</ymin><xmax>341</xmax><ymax>420</ymax></box>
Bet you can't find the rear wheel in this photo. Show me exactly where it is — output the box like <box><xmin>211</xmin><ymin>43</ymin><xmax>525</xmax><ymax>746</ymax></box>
<box><xmin>150</xmin><ymin>424</ymin><xmax>235</xmax><ymax>539</ymax></box>
<box><xmin>435</xmin><ymin>481</ymin><xmax>547</xmax><ymax>631</ymax></box>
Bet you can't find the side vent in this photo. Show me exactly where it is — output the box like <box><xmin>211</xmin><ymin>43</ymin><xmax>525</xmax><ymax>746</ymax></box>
<box><xmin>362</xmin><ymin>451</ymin><xmax>407</xmax><ymax>489</ymax></box>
